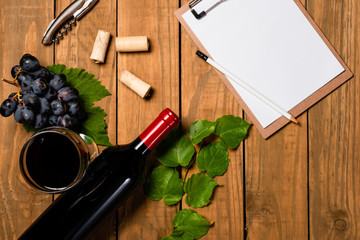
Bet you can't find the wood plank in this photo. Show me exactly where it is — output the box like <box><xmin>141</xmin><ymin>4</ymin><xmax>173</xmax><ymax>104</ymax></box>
<box><xmin>244</xmin><ymin>0</ymin><xmax>308</xmax><ymax>239</ymax></box>
<box><xmin>55</xmin><ymin>0</ymin><xmax>117</xmax><ymax>239</ymax></box>
<box><xmin>0</xmin><ymin>0</ymin><xmax>54</xmax><ymax>238</ymax></box>
<box><xmin>180</xmin><ymin>0</ymin><xmax>244</xmax><ymax>238</ymax></box>
<box><xmin>245</xmin><ymin>119</ymin><xmax>308</xmax><ymax>239</ymax></box>
<box><xmin>116</xmin><ymin>0</ymin><xmax>179</xmax><ymax>239</ymax></box>
<box><xmin>307</xmin><ymin>0</ymin><xmax>360</xmax><ymax>238</ymax></box>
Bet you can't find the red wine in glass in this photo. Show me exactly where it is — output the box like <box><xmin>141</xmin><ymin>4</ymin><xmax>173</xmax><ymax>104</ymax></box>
<box><xmin>19</xmin><ymin>127</ymin><xmax>99</xmax><ymax>193</ymax></box>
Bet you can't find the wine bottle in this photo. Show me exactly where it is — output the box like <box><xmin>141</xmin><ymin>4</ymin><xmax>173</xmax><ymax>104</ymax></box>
<box><xmin>19</xmin><ymin>108</ymin><xmax>179</xmax><ymax>240</ymax></box>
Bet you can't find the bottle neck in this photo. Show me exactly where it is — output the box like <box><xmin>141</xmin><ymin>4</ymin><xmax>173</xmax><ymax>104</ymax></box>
<box><xmin>138</xmin><ymin>108</ymin><xmax>179</xmax><ymax>151</ymax></box>
<box><xmin>132</xmin><ymin>137</ymin><xmax>152</xmax><ymax>156</ymax></box>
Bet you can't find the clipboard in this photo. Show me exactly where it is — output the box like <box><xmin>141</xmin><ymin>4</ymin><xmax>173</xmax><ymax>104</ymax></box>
<box><xmin>175</xmin><ymin>0</ymin><xmax>353</xmax><ymax>139</ymax></box>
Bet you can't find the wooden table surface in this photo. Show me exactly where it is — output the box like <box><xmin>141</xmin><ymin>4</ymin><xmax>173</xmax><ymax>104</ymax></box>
<box><xmin>1</xmin><ymin>0</ymin><xmax>359</xmax><ymax>239</ymax></box>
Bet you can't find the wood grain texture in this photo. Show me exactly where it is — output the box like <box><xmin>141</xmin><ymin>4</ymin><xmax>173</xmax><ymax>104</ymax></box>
<box><xmin>180</xmin><ymin>0</ymin><xmax>244</xmax><ymax>237</ymax></box>
<box><xmin>308</xmin><ymin>0</ymin><xmax>360</xmax><ymax>239</ymax></box>
<box><xmin>55</xmin><ymin>0</ymin><xmax>117</xmax><ymax>239</ymax></box>
<box><xmin>1</xmin><ymin>0</ymin><xmax>360</xmax><ymax>239</ymax></box>
<box><xmin>244</xmin><ymin>1</ymin><xmax>309</xmax><ymax>239</ymax></box>
<box><xmin>245</xmin><ymin>119</ymin><xmax>308</xmax><ymax>239</ymax></box>
<box><xmin>116</xmin><ymin>0</ymin><xmax>179</xmax><ymax>239</ymax></box>
<box><xmin>0</xmin><ymin>0</ymin><xmax>54</xmax><ymax>239</ymax></box>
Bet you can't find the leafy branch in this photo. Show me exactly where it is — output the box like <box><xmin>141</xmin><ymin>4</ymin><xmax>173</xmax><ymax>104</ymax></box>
<box><xmin>144</xmin><ymin>115</ymin><xmax>251</xmax><ymax>240</ymax></box>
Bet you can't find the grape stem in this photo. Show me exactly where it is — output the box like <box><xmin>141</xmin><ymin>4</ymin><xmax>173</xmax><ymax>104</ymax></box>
<box><xmin>2</xmin><ymin>78</ymin><xmax>20</xmax><ymax>88</ymax></box>
<box><xmin>14</xmin><ymin>88</ymin><xmax>24</xmax><ymax>105</ymax></box>
<box><xmin>15</xmin><ymin>68</ymin><xmax>26</xmax><ymax>79</ymax></box>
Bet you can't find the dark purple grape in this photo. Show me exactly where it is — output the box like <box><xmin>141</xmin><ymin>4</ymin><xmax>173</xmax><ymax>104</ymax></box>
<box><xmin>44</xmin><ymin>86</ymin><xmax>57</xmax><ymax>101</ymax></box>
<box><xmin>20</xmin><ymin>90</ymin><xmax>31</xmax><ymax>96</ymax></box>
<box><xmin>39</xmin><ymin>97</ymin><xmax>51</xmax><ymax>115</ymax></box>
<box><xmin>14</xmin><ymin>105</ymin><xmax>25</xmax><ymax>123</ymax></box>
<box><xmin>49</xmin><ymin>70</ymin><xmax>55</xmax><ymax>79</ymax></box>
<box><xmin>48</xmin><ymin>115</ymin><xmax>60</xmax><ymax>126</ymax></box>
<box><xmin>49</xmin><ymin>74</ymin><xmax>66</xmax><ymax>91</ymax></box>
<box><xmin>0</xmin><ymin>99</ymin><xmax>17</xmax><ymax>117</ymax></box>
<box><xmin>66</xmin><ymin>100</ymin><xmax>81</xmax><ymax>116</ymax></box>
<box><xmin>51</xmin><ymin>100</ymin><xmax>66</xmax><ymax>116</ymax></box>
<box><xmin>8</xmin><ymin>92</ymin><xmax>20</xmax><ymax>104</ymax></box>
<box><xmin>77</xmin><ymin>108</ymin><xmax>87</xmax><ymax>121</ymax></box>
<box><xmin>31</xmin><ymin>79</ymin><xmax>48</xmax><ymax>95</ymax></box>
<box><xmin>11</xmin><ymin>65</ymin><xmax>23</xmax><ymax>78</ymax></box>
<box><xmin>17</xmin><ymin>73</ymin><xmax>34</xmax><ymax>91</ymax></box>
<box><xmin>8</xmin><ymin>92</ymin><xmax>17</xmax><ymax>99</ymax></box>
<box><xmin>58</xmin><ymin>114</ymin><xmax>78</xmax><ymax>129</ymax></box>
<box><xmin>57</xmin><ymin>87</ymin><xmax>79</xmax><ymax>102</ymax></box>
<box><xmin>17</xmin><ymin>72</ymin><xmax>34</xmax><ymax>82</ymax></box>
<box><xmin>20</xmin><ymin>54</ymin><xmax>40</xmax><ymax>71</ymax></box>
<box><xmin>29</xmin><ymin>66</ymin><xmax>51</xmax><ymax>81</ymax></box>
<box><xmin>34</xmin><ymin>113</ymin><xmax>48</xmax><ymax>129</ymax></box>
<box><xmin>21</xmin><ymin>106</ymin><xmax>35</xmax><ymax>124</ymax></box>
<box><xmin>22</xmin><ymin>92</ymin><xmax>40</xmax><ymax>111</ymax></box>
<box><xmin>67</xmin><ymin>100</ymin><xmax>86</xmax><ymax>120</ymax></box>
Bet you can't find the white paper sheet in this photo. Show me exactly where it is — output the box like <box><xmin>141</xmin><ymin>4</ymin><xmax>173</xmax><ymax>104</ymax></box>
<box><xmin>183</xmin><ymin>0</ymin><xmax>345</xmax><ymax>128</ymax></box>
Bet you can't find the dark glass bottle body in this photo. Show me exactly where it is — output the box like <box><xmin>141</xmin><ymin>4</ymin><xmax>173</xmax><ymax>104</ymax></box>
<box><xmin>19</xmin><ymin>108</ymin><xmax>179</xmax><ymax>240</ymax></box>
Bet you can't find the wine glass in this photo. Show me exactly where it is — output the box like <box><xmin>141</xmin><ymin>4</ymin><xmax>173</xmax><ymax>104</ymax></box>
<box><xmin>19</xmin><ymin>127</ymin><xmax>99</xmax><ymax>193</ymax></box>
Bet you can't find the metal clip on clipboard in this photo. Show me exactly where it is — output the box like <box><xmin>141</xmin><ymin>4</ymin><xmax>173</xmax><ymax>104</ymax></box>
<box><xmin>189</xmin><ymin>0</ymin><xmax>225</xmax><ymax>19</ymax></box>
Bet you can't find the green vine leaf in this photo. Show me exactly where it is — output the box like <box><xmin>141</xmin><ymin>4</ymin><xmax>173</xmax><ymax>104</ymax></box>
<box><xmin>144</xmin><ymin>166</ymin><xmax>184</xmax><ymax>205</ymax></box>
<box><xmin>161</xmin><ymin>209</ymin><xmax>214</xmax><ymax>240</ymax></box>
<box><xmin>46</xmin><ymin>64</ymin><xmax>112</xmax><ymax>146</ymax></box>
<box><xmin>23</xmin><ymin>123</ymin><xmax>36</xmax><ymax>132</ymax></box>
<box><xmin>197</xmin><ymin>141</ymin><xmax>230</xmax><ymax>178</ymax></box>
<box><xmin>188</xmin><ymin>120</ymin><xmax>216</xmax><ymax>144</ymax></box>
<box><xmin>215</xmin><ymin>115</ymin><xmax>251</xmax><ymax>148</ymax></box>
<box><xmin>157</xmin><ymin>129</ymin><xmax>195</xmax><ymax>167</ymax></box>
<box><xmin>143</xmin><ymin>115</ymin><xmax>250</xmax><ymax>240</ymax></box>
<box><xmin>47</xmin><ymin>65</ymin><xmax>110</xmax><ymax>108</ymax></box>
<box><xmin>184</xmin><ymin>173</ymin><xmax>218</xmax><ymax>208</ymax></box>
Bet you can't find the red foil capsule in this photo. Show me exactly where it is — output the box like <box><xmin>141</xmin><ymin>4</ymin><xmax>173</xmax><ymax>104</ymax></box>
<box><xmin>139</xmin><ymin>108</ymin><xmax>180</xmax><ymax>150</ymax></box>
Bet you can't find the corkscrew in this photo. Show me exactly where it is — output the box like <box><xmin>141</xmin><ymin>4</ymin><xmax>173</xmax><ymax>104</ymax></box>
<box><xmin>42</xmin><ymin>0</ymin><xmax>98</xmax><ymax>45</ymax></box>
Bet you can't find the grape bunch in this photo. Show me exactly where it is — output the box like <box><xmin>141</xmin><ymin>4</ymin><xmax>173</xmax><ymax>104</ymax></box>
<box><xmin>0</xmin><ymin>54</ymin><xmax>86</xmax><ymax>130</ymax></box>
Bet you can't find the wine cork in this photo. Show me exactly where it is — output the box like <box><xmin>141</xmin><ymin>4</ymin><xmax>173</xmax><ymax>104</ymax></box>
<box><xmin>115</xmin><ymin>36</ymin><xmax>149</xmax><ymax>52</ymax></box>
<box><xmin>90</xmin><ymin>30</ymin><xmax>111</xmax><ymax>64</ymax></box>
<box><xmin>119</xmin><ymin>70</ymin><xmax>152</xmax><ymax>98</ymax></box>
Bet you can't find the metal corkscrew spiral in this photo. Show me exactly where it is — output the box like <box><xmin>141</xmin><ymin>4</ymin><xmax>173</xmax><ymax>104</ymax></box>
<box><xmin>42</xmin><ymin>0</ymin><xmax>98</xmax><ymax>45</ymax></box>
<box><xmin>52</xmin><ymin>19</ymin><xmax>77</xmax><ymax>44</ymax></box>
